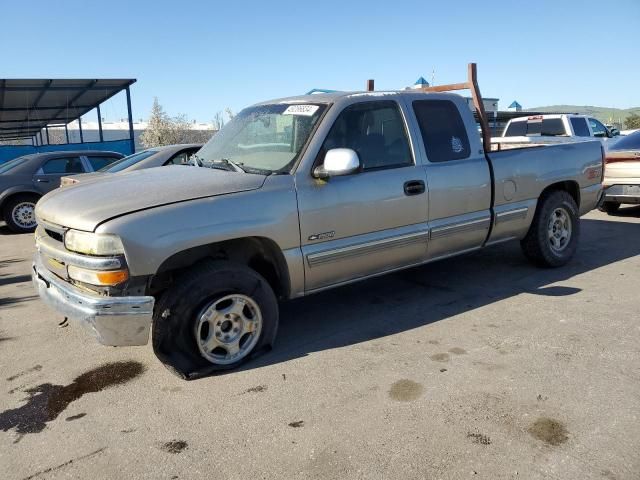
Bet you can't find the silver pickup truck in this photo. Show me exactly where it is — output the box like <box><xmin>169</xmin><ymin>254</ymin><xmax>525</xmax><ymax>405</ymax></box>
<box><xmin>32</xmin><ymin>71</ymin><xmax>604</xmax><ymax>378</ymax></box>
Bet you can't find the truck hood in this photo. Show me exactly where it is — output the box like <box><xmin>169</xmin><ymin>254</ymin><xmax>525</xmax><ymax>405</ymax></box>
<box><xmin>36</xmin><ymin>165</ymin><xmax>267</xmax><ymax>231</ymax></box>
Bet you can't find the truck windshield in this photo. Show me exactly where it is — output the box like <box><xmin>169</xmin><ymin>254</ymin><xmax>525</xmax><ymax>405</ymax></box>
<box><xmin>196</xmin><ymin>103</ymin><xmax>326</xmax><ymax>174</ymax></box>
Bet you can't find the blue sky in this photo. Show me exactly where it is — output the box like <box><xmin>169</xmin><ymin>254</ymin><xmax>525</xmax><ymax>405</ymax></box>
<box><xmin>2</xmin><ymin>0</ymin><xmax>639</xmax><ymax>122</ymax></box>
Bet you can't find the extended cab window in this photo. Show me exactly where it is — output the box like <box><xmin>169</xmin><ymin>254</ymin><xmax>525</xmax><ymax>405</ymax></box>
<box><xmin>321</xmin><ymin>101</ymin><xmax>412</xmax><ymax>170</ymax></box>
<box><xmin>41</xmin><ymin>157</ymin><xmax>84</xmax><ymax>174</ymax></box>
<box><xmin>413</xmin><ymin>100</ymin><xmax>470</xmax><ymax>162</ymax></box>
<box><xmin>570</xmin><ymin>118</ymin><xmax>590</xmax><ymax>137</ymax></box>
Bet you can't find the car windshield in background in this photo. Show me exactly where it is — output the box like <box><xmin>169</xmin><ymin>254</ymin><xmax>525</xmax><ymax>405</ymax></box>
<box><xmin>0</xmin><ymin>155</ymin><xmax>33</xmax><ymax>174</ymax></box>
<box><xmin>609</xmin><ymin>131</ymin><xmax>640</xmax><ymax>151</ymax></box>
<box><xmin>100</xmin><ymin>150</ymin><xmax>158</xmax><ymax>172</ymax></box>
<box><xmin>196</xmin><ymin>103</ymin><xmax>327</xmax><ymax>174</ymax></box>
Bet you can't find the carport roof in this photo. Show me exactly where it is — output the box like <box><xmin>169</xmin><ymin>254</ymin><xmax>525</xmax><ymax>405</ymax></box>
<box><xmin>0</xmin><ymin>79</ymin><xmax>136</xmax><ymax>140</ymax></box>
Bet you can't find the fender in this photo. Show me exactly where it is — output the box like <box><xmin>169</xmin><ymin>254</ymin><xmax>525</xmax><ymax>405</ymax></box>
<box><xmin>0</xmin><ymin>185</ymin><xmax>41</xmax><ymax>208</ymax></box>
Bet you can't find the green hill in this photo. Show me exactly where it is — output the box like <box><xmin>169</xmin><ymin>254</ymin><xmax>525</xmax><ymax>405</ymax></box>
<box><xmin>527</xmin><ymin>105</ymin><xmax>640</xmax><ymax>125</ymax></box>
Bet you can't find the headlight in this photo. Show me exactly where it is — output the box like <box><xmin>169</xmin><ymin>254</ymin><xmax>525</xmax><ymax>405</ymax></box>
<box><xmin>64</xmin><ymin>230</ymin><xmax>124</xmax><ymax>255</ymax></box>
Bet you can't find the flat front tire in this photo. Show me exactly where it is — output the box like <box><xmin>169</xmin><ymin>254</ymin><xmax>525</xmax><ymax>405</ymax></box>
<box><xmin>152</xmin><ymin>261</ymin><xmax>278</xmax><ymax>379</ymax></box>
<box><xmin>520</xmin><ymin>190</ymin><xmax>579</xmax><ymax>268</ymax></box>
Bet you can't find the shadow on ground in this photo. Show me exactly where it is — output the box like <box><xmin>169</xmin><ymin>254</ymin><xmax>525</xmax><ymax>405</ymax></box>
<box><xmin>0</xmin><ymin>258</ymin><xmax>34</xmax><ymax>308</ymax></box>
<box><xmin>218</xmin><ymin>217</ymin><xmax>640</xmax><ymax>376</ymax></box>
<box><xmin>607</xmin><ymin>204</ymin><xmax>640</xmax><ymax>218</ymax></box>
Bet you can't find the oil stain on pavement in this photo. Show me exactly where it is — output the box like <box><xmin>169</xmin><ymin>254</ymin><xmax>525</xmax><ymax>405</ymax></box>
<box><xmin>388</xmin><ymin>379</ymin><xmax>424</xmax><ymax>401</ymax></box>
<box><xmin>160</xmin><ymin>440</ymin><xmax>188</xmax><ymax>454</ymax></box>
<box><xmin>429</xmin><ymin>353</ymin><xmax>450</xmax><ymax>362</ymax></box>
<box><xmin>528</xmin><ymin>417</ymin><xmax>569</xmax><ymax>445</ymax></box>
<box><xmin>0</xmin><ymin>361</ymin><xmax>145</xmax><ymax>439</ymax></box>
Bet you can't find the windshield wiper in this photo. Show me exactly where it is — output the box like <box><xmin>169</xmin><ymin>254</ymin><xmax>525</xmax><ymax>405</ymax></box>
<box><xmin>194</xmin><ymin>156</ymin><xmax>272</xmax><ymax>175</ymax></box>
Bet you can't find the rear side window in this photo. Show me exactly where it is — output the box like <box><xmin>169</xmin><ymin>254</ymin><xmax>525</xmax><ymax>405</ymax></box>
<box><xmin>41</xmin><ymin>157</ymin><xmax>84</xmax><ymax>174</ymax></box>
<box><xmin>570</xmin><ymin>118</ymin><xmax>590</xmax><ymax>137</ymax></box>
<box><xmin>412</xmin><ymin>100</ymin><xmax>470</xmax><ymax>162</ymax></box>
<box><xmin>87</xmin><ymin>155</ymin><xmax>120</xmax><ymax>171</ymax></box>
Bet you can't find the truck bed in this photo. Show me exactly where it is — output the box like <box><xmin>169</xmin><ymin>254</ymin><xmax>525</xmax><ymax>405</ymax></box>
<box><xmin>485</xmin><ymin>140</ymin><xmax>604</xmax><ymax>244</ymax></box>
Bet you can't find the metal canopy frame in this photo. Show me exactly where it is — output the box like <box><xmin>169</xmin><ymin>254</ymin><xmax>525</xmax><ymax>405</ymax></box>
<box><xmin>0</xmin><ymin>78</ymin><xmax>136</xmax><ymax>152</ymax></box>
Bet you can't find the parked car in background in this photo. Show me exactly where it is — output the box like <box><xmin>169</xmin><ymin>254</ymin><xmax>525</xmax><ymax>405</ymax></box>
<box><xmin>32</xmin><ymin>69</ymin><xmax>604</xmax><ymax>378</ymax></box>
<box><xmin>493</xmin><ymin>114</ymin><xmax>614</xmax><ymax>150</ymax></box>
<box><xmin>0</xmin><ymin>150</ymin><xmax>123</xmax><ymax>232</ymax></box>
<box><xmin>61</xmin><ymin>144</ymin><xmax>202</xmax><ymax>186</ymax></box>
<box><xmin>605</xmin><ymin>124</ymin><xmax>620</xmax><ymax>137</ymax></box>
<box><xmin>600</xmin><ymin>130</ymin><xmax>640</xmax><ymax>213</ymax></box>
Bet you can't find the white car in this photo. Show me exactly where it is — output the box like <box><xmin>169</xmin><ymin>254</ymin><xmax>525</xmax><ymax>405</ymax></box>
<box><xmin>492</xmin><ymin>114</ymin><xmax>614</xmax><ymax>150</ymax></box>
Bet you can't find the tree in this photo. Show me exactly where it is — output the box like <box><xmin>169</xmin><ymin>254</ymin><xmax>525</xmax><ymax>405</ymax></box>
<box><xmin>140</xmin><ymin>98</ymin><xmax>215</xmax><ymax>147</ymax></box>
<box><xmin>212</xmin><ymin>111</ymin><xmax>224</xmax><ymax>131</ymax></box>
<box><xmin>624</xmin><ymin>113</ymin><xmax>640</xmax><ymax>130</ymax></box>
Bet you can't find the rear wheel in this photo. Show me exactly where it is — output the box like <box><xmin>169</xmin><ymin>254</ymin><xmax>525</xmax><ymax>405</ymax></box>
<box><xmin>599</xmin><ymin>201</ymin><xmax>620</xmax><ymax>214</ymax></box>
<box><xmin>2</xmin><ymin>194</ymin><xmax>39</xmax><ymax>233</ymax></box>
<box><xmin>520</xmin><ymin>190</ymin><xmax>579</xmax><ymax>267</ymax></box>
<box><xmin>152</xmin><ymin>261</ymin><xmax>279</xmax><ymax>379</ymax></box>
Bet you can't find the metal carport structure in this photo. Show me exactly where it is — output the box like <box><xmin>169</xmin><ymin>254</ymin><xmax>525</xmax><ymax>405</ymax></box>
<box><xmin>0</xmin><ymin>79</ymin><xmax>136</xmax><ymax>160</ymax></box>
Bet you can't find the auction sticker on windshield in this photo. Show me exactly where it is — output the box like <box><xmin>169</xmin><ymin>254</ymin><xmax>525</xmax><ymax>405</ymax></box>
<box><xmin>283</xmin><ymin>105</ymin><xmax>320</xmax><ymax>116</ymax></box>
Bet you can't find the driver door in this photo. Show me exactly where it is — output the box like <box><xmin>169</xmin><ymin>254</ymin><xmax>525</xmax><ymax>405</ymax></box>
<box><xmin>295</xmin><ymin>100</ymin><xmax>429</xmax><ymax>292</ymax></box>
<box><xmin>33</xmin><ymin>156</ymin><xmax>86</xmax><ymax>193</ymax></box>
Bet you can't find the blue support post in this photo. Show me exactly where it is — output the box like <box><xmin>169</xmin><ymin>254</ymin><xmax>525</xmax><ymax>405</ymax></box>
<box><xmin>125</xmin><ymin>86</ymin><xmax>135</xmax><ymax>154</ymax></box>
<box><xmin>78</xmin><ymin>117</ymin><xmax>84</xmax><ymax>144</ymax></box>
<box><xmin>45</xmin><ymin>126</ymin><xmax>50</xmax><ymax>144</ymax></box>
<box><xmin>96</xmin><ymin>104</ymin><xmax>104</xmax><ymax>142</ymax></box>
<box><xmin>65</xmin><ymin>124</ymin><xmax>70</xmax><ymax>144</ymax></box>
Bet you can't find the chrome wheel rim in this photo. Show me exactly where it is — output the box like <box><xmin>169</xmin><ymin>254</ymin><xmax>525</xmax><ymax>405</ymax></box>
<box><xmin>12</xmin><ymin>202</ymin><xmax>37</xmax><ymax>229</ymax></box>
<box><xmin>548</xmin><ymin>207</ymin><xmax>572</xmax><ymax>253</ymax></box>
<box><xmin>194</xmin><ymin>294</ymin><xmax>262</xmax><ymax>365</ymax></box>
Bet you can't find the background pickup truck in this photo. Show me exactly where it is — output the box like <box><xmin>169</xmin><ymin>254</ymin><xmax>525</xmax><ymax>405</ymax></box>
<box><xmin>492</xmin><ymin>113</ymin><xmax>615</xmax><ymax>150</ymax></box>
<box><xmin>31</xmin><ymin>64</ymin><xmax>605</xmax><ymax>379</ymax></box>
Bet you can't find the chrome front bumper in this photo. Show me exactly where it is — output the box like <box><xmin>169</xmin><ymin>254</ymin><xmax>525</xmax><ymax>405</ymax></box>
<box><xmin>32</xmin><ymin>256</ymin><xmax>155</xmax><ymax>346</ymax></box>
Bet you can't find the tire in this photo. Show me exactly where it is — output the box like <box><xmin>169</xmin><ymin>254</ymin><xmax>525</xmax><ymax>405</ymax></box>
<box><xmin>152</xmin><ymin>260</ymin><xmax>279</xmax><ymax>379</ymax></box>
<box><xmin>520</xmin><ymin>190</ymin><xmax>579</xmax><ymax>268</ymax></box>
<box><xmin>2</xmin><ymin>194</ymin><xmax>39</xmax><ymax>233</ymax></box>
<box><xmin>599</xmin><ymin>201</ymin><xmax>620</xmax><ymax>214</ymax></box>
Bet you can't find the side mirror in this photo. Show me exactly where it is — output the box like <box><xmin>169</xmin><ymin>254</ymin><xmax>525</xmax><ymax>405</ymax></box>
<box><xmin>313</xmin><ymin>148</ymin><xmax>361</xmax><ymax>179</ymax></box>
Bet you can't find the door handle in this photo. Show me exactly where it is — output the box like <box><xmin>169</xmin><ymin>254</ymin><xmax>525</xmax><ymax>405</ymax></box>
<box><xmin>36</xmin><ymin>178</ymin><xmax>50</xmax><ymax>183</ymax></box>
<box><xmin>404</xmin><ymin>180</ymin><xmax>425</xmax><ymax>196</ymax></box>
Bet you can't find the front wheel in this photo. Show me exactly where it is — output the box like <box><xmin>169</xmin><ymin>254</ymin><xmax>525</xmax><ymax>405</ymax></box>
<box><xmin>520</xmin><ymin>190</ymin><xmax>579</xmax><ymax>268</ymax></box>
<box><xmin>152</xmin><ymin>261</ymin><xmax>279</xmax><ymax>379</ymax></box>
<box><xmin>2</xmin><ymin>194</ymin><xmax>39</xmax><ymax>233</ymax></box>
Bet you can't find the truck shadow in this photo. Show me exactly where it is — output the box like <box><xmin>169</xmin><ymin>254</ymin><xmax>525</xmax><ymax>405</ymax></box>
<box><xmin>608</xmin><ymin>205</ymin><xmax>640</xmax><ymax>218</ymax></box>
<box><xmin>234</xmin><ymin>217</ymin><xmax>639</xmax><ymax>374</ymax></box>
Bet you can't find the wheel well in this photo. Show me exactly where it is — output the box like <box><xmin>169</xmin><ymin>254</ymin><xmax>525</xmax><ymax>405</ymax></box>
<box><xmin>540</xmin><ymin>180</ymin><xmax>580</xmax><ymax>208</ymax></box>
<box><xmin>153</xmin><ymin>237</ymin><xmax>291</xmax><ymax>300</ymax></box>
<box><xmin>0</xmin><ymin>191</ymin><xmax>41</xmax><ymax>213</ymax></box>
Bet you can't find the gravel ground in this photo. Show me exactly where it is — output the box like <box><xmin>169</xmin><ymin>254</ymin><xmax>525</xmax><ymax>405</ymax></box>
<box><xmin>0</xmin><ymin>208</ymin><xmax>639</xmax><ymax>480</ymax></box>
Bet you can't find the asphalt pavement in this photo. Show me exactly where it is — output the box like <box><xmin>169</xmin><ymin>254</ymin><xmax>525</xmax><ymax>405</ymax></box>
<box><xmin>0</xmin><ymin>208</ymin><xmax>639</xmax><ymax>479</ymax></box>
